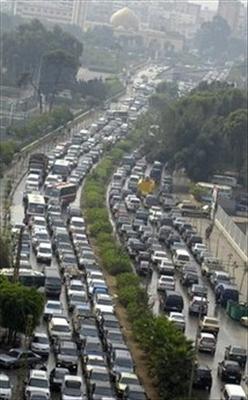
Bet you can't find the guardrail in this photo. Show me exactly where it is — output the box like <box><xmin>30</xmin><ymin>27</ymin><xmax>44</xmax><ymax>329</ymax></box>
<box><xmin>215</xmin><ymin>205</ymin><xmax>248</xmax><ymax>263</ymax></box>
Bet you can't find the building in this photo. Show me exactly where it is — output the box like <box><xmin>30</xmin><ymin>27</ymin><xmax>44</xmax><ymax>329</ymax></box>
<box><xmin>217</xmin><ymin>0</ymin><xmax>241</xmax><ymax>32</ymax></box>
<box><xmin>12</xmin><ymin>0</ymin><xmax>87</xmax><ymax>29</ymax></box>
<box><xmin>109</xmin><ymin>7</ymin><xmax>184</xmax><ymax>55</ymax></box>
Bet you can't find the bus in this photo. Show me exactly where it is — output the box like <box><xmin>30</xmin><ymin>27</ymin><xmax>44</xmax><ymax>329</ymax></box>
<box><xmin>0</xmin><ymin>268</ymin><xmax>45</xmax><ymax>288</ymax></box>
<box><xmin>52</xmin><ymin>160</ymin><xmax>71</xmax><ymax>180</ymax></box>
<box><xmin>25</xmin><ymin>193</ymin><xmax>46</xmax><ymax>222</ymax></box>
<box><xmin>212</xmin><ymin>174</ymin><xmax>237</xmax><ymax>188</ymax></box>
<box><xmin>196</xmin><ymin>182</ymin><xmax>233</xmax><ymax>202</ymax></box>
<box><xmin>45</xmin><ymin>183</ymin><xmax>77</xmax><ymax>206</ymax></box>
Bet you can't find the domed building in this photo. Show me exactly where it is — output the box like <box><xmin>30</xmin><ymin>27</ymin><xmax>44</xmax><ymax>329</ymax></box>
<box><xmin>110</xmin><ymin>7</ymin><xmax>139</xmax><ymax>31</ymax></box>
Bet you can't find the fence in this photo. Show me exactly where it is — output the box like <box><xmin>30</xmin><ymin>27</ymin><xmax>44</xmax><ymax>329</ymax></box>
<box><xmin>215</xmin><ymin>205</ymin><xmax>248</xmax><ymax>263</ymax></box>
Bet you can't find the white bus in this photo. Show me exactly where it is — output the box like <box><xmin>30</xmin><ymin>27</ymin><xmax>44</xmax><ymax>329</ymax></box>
<box><xmin>196</xmin><ymin>182</ymin><xmax>233</xmax><ymax>202</ymax></box>
<box><xmin>212</xmin><ymin>174</ymin><xmax>237</xmax><ymax>188</ymax></box>
<box><xmin>52</xmin><ymin>160</ymin><xmax>70</xmax><ymax>180</ymax></box>
<box><xmin>25</xmin><ymin>193</ymin><xmax>46</xmax><ymax>222</ymax></box>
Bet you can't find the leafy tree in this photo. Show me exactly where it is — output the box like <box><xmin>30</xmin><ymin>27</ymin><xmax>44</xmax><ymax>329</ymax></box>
<box><xmin>0</xmin><ymin>235</ymin><xmax>10</xmax><ymax>268</ymax></box>
<box><xmin>0</xmin><ymin>277</ymin><xmax>44</xmax><ymax>342</ymax></box>
<box><xmin>195</xmin><ymin>16</ymin><xmax>231</xmax><ymax>59</ymax></box>
<box><xmin>40</xmin><ymin>50</ymin><xmax>78</xmax><ymax>110</ymax></box>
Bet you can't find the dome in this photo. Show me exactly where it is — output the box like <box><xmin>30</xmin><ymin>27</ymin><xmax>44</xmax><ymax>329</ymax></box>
<box><xmin>110</xmin><ymin>7</ymin><xmax>139</xmax><ymax>31</ymax></box>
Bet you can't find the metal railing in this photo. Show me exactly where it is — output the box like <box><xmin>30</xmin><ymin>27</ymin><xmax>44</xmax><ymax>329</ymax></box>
<box><xmin>215</xmin><ymin>205</ymin><xmax>248</xmax><ymax>263</ymax></box>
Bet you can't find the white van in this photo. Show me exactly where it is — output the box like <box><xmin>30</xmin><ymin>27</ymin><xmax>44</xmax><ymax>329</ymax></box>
<box><xmin>173</xmin><ymin>249</ymin><xmax>190</xmax><ymax>267</ymax></box>
<box><xmin>127</xmin><ymin>175</ymin><xmax>140</xmax><ymax>191</ymax></box>
<box><xmin>125</xmin><ymin>195</ymin><xmax>141</xmax><ymax>211</ymax></box>
<box><xmin>221</xmin><ymin>384</ymin><xmax>247</xmax><ymax>400</ymax></box>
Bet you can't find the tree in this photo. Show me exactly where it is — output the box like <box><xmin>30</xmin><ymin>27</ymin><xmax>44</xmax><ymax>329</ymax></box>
<box><xmin>39</xmin><ymin>50</ymin><xmax>78</xmax><ymax>110</ymax></box>
<box><xmin>0</xmin><ymin>277</ymin><xmax>44</xmax><ymax>342</ymax></box>
<box><xmin>0</xmin><ymin>235</ymin><xmax>10</xmax><ymax>268</ymax></box>
<box><xmin>195</xmin><ymin>16</ymin><xmax>231</xmax><ymax>59</ymax></box>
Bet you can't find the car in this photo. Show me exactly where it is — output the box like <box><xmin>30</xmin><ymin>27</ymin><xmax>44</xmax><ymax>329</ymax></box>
<box><xmin>193</xmin><ymin>364</ymin><xmax>212</xmax><ymax>392</ymax></box>
<box><xmin>123</xmin><ymin>383</ymin><xmax>147</xmax><ymax>400</ymax></box>
<box><xmin>0</xmin><ymin>373</ymin><xmax>12</xmax><ymax>400</ymax></box>
<box><xmin>218</xmin><ymin>360</ymin><xmax>242</xmax><ymax>384</ymax></box>
<box><xmin>168</xmin><ymin>312</ymin><xmax>185</xmax><ymax>332</ymax></box>
<box><xmin>36</xmin><ymin>242</ymin><xmax>52</xmax><ymax>265</ymax></box>
<box><xmin>200</xmin><ymin>316</ymin><xmax>220</xmax><ymax>336</ymax></box>
<box><xmin>188</xmin><ymin>284</ymin><xmax>208</xmax><ymax>300</ymax></box>
<box><xmin>188</xmin><ymin>296</ymin><xmax>208</xmax><ymax>316</ymax></box>
<box><xmin>0</xmin><ymin>349</ymin><xmax>41</xmax><ymax>368</ymax></box>
<box><xmin>61</xmin><ymin>375</ymin><xmax>85</xmax><ymax>400</ymax></box>
<box><xmin>198</xmin><ymin>333</ymin><xmax>216</xmax><ymax>354</ymax></box>
<box><xmin>49</xmin><ymin>367</ymin><xmax>69</xmax><ymax>392</ymax></box>
<box><xmin>115</xmin><ymin>372</ymin><xmax>139</xmax><ymax>396</ymax></box>
<box><xmin>86</xmin><ymin>366</ymin><xmax>110</xmax><ymax>387</ymax></box>
<box><xmin>48</xmin><ymin>317</ymin><xmax>72</xmax><ymax>342</ymax></box>
<box><xmin>151</xmin><ymin>251</ymin><xmax>168</xmax><ymax>265</ymax></box>
<box><xmin>225</xmin><ymin>346</ymin><xmax>247</xmax><ymax>369</ymax></box>
<box><xmin>181</xmin><ymin>272</ymin><xmax>199</xmax><ymax>287</ymax></box>
<box><xmin>55</xmin><ymin>340</ymin><xmax>78</xmax><ymax>373</ymax></box>
<box><xmin>31</xmin><ymin>332</ymin><xmax>50</xmax><ymax>358</ymax></box>
<box><xmin>24</xmin><ymin>369</ymin><xmax>50</xmax><ymax>399</ymax></box>
<box><xmin>157</xmin><ymin>275</ymin><xmax>175</xmax><ymax>291</ymax></box>
<box><xmin>110</xmin><ymin>349</ymin><xmax>134</xmax><ymax>378</ymax></box>
<box><xmin>43</xmin><ymin>300</ymin><xmax>64</xmax><ymax>320</ymax></box>
<box><xmin>90</xmin><ymin>381</ymin><xmax>115</xmax><ymax>400</ymax></box>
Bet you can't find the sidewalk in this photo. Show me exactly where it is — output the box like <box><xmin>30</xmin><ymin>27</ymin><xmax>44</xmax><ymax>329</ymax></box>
<box><xmin>190</xmin><ymin>217</ymin><xmax>248</xmax><ymax>302</ymax></box>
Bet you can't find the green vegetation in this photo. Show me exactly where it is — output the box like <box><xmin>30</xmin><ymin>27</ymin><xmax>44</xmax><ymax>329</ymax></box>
<box><xmin>0</xmin><ymin>141</ymin><xmax>18</xmax><ymax>174</ymax></box>
<box><xmin>144</xmin><ymin>81</ymin><xmax>247</xmax><ymax>183</ymax></box>
<box><xmin>2</xmin><ymin>19</ymin><xmax>82</xmax><ymax>89</ymax></box>
<box><xmin>195</xmin><ymin>16</ymin><xmax>246</xmax><ymax>61</ymax></box>
<box><xmin>0</xmin><ymin>277</ymin><xmax>44</xmax><ymax>343</ymax></box>
<box><xmin>9</xmin><ymin>106</ymin><xmax>73</xmax><ymax>145</ymax></box>
<box><xmin>82</xmin><ymin>126</ymin><xmax>194</xmax><ymax>399</ymax></box>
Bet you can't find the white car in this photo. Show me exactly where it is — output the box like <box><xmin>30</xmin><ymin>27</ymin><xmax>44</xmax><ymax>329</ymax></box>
<box><xmin>192</xmin><ymin>243</ymin><xmax>207</xmax><ymax>257</ymax></box>
<box><xmin>31</xmin><ymin>332</ymin><xmax>50</xmax><ymax>358</ymax></box>
<box><xmin>168</xmin><ymin>312</ymin><xmax>186</xmax><ymax>332</ymax></box>
<box><xmin>157</xmin><ymin>275</ymin><xmax>175</xmax><ymax>291</ymax></box>
<box><xmin>0</xmin><ymin>373</ymin><xmax>12</xmax><ymax>400</ymax></box>
<box><xmin>48</xmin><ymin>317</ymin><xmax>72</xmax><ymax>341</ymax></box>
<box><xmin>61</xmin><ymin>375</ymin><xmax>85</xmax><ymax>400</ymax></box>
<box><xmin>151</xmin><ymin>251</ymin><xmax>168</xmax><ymax>265</ymax></box>
<box><xmin>44</xmin><ymin>300</ymin><xmax>63</xmax><ymax>320</ymax></box>
<box><xmin>69</xmin><ymin>217</ymin><xmax>85</xmax><ymax>234</ymax></box>
<box><xmin>36</xmin><ymin>242</ymin><xmax>52</xmax><ymax>264</ymax></box>
<box><xmin>198</xmin><ymin>332</ymin><xmax>216</xmax><ymax>354</ymax></box>
<box><xmin>25</xmin><ymin>369</ymin><xmax>50</xmax><ymax>399</ymax></box>
<box><xmin>44</xmin><ymin>174</ymin><xmax>62</xmax><ymax>189</ymax></box>
<box><xmin>125</xmin><ymin>195</ymin><xmax>141</xmax><ymax>211</ymax></box>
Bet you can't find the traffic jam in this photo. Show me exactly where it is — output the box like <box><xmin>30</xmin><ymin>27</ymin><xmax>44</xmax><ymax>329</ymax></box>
<box><xmin>0</xmin><ymin>71</ymin><xmax>155</xmax><ymax>400</ymax></box>
<box><xmin>108</xmin><ymin>156</ymin><xmax>247</xmax><ymax>399</ymax></box>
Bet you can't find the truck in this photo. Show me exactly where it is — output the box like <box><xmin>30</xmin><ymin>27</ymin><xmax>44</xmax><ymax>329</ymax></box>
<box><xmin>28</xmin><ymin>153</ymin><xmax>48</xmax><ymax>182</ymax></box>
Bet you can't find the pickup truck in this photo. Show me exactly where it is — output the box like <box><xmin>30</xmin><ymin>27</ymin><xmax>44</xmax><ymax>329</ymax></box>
<box><xmin>200</xmin><ymin>316</ymin><xmax>220</xmax><ymax>336</ymax></box>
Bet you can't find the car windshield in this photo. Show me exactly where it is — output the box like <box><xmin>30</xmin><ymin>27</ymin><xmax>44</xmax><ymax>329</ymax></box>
<box><xmin>94</xmin><ymin>386</ymin><xmax>112</xmax><ymax>395</ymax></box>
<box><xmin>29</xmin><ymin>378</ymin><xmax>48</xmax><ymax>388</ymax></box>
<box><xmin>61</xmin><ymin>347</ymin><xmax>77</xmax><ymax>356</ymax></box>
<box><xmin>40</xmin><ymin>248</ymin><xmax>51</xmax><ymax>254</ymax></box>
<box><xmin>9</xmin><ymin>350</ymin><xmax>20</xmax><ymax>358</ymax></box>
<box><xmin>65</xmin><ymin>381</ymin><xmax>81</xmax><ymax>389</ymax></box>
<box><xmin>122</xmin><ymin>376</ymin><xmax>139</xmax><ymax>385</ymax></box>
<box><xmin>34</xmin><ymin>336</ymin><xmax>48</xmax><ymax>344</ymax></box>
<box><xmin>47</xmin><ymin>302</ymin><xmax>61</xmax><ymax>309</ymax></box>
<box><xmin>0</xmin><ymin>380</ymin><xmax>10</xmax><ymax>388</ymax></box>
<box><xmin>232</xmin><ymin>347</ymin><xmax>246</xmax><ymax>355</ymax></box>
<box><xmin>109</xmin><ymin>332</ymin><xmax>122</xmax><ymax>341</ymax></box>
<box><xmin>129</xmin><ymin>391</ymin><xmax>146</xmax><ymax>400</ymax></box>
<box><xmin>98</xmin><ymin>299</ymin><xmax>112</xmax><ymax>305</ymax></box>
<box><xmin>54</xmin><ymin>325</ymin><xmax>70</xmax><ymax>332</ymax></box>
<box><xmin>117</xmin><ymin>358</ymin><xmax>133</xmax><ymax>368</ymax></box>
<box><xmin>91</xmin><ymin>371</ymin><xmax>109</xmax><ymax>381</ymax></box>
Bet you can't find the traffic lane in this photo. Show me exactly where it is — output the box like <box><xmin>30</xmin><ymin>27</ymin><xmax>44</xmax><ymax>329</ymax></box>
<box><xmin>148</xmin><ymin>258</ymin><xmax>247</xmax><ymax>400</ymax></box>
<box><xmin>11</xmin><ymin>173</ymin><xmax>26</xmax><ymax>225</ymax></box>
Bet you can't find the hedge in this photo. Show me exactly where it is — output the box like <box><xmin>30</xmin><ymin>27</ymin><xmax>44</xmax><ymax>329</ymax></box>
<box><xmin>81</xmin><ymin>124</ymin><xmax>194</xmax><ymax>400</ymax></box>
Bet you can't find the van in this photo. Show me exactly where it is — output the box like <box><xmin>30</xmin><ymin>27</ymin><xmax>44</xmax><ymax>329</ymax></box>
<box><xmin>221</xmin><ymin>384</ymin><xmax>247</xmax><ymax>400</ymax></box>
<box><xmin>162</xmin><ymin>290</ymin><xmax>184</xmax><ymax>312</ymax></box>
<box><xmin>45</xmin><ymin>268</ymin><xmax>61</xmax><ymax>298</ymax></box>
<box><xmin>127</xmin><ymin>175</ymin><xmax>139</xmax><ymax>191</ymax></box>
<box><xmin>215</xmin><ymin>283</ymin><xmax>239</xmax><ymax>307</ymax></box>
<box><xmin>158</xmin><ymin>260</ymin><xmax>175</xmax><ymax>276</ymax></box>
<box><xmin>173</xmin><ymin>249</ymin><xmax>190</xmax><ymax>268</ymax></box>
